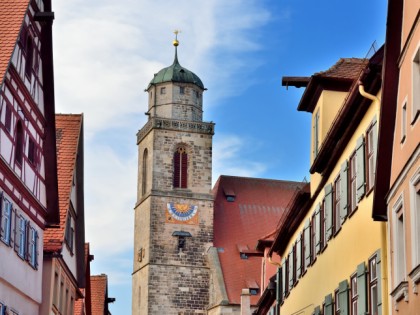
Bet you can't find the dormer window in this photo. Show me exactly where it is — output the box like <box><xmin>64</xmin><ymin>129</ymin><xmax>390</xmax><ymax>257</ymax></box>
<box><xmin>223</xmin><ymin>188</ymin><xmax>236</xmax><ymax>202</ymax></box>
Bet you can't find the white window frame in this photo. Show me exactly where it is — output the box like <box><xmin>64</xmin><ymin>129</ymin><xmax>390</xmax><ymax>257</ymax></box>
<box><xmin>392</xmin><ymin>193</ymin><xmax>407</xmax><ymax>286</ymax></box>
<box><xmin>412</xmin><ymin>43</ymin><xmax>420</xmax><ymax>125</ymax></box>
<box><xmin>410</xmin><ymin>168</ymin><xmax>420</xmax><ymax>270</ymax></box>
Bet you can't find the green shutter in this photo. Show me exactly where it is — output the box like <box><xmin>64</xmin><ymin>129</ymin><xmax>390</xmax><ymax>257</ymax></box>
<box><xmin>357</xmin><ymin>262</ymin><xmax>367</xmax><ymax>315</ymax></box>
<box><xmin>325</xmin><ymin>184</ymin><xmax>333</xmax><ymax>240</ymax></box>
<box><xmin>372</xmin><ymin>116</ymin><xmax>378</xmax><ymax>179</ymax></box>
<box><xmin>356</xmin><ymin>136</ymin><xmax>366</xmax><ymax>202</ymax></box>
<box><xmin>296</xmin><ymin>234</ymin><xmax>302</xmax><ymax>279</ymax></box>
<box><xmin>276</xmin><ymin>266</ymin><xmax>281</xmax><ymax>303</ymax></box>
<box><xmin>338</xmin><ymin>280</ymin><xmax>349</xmax><ymax>315</ymax></box>
<box><xmin>376</xmin><ymin>249</ymin><xmax>382</xmax><ymax>315</ymax></box>
<box><xmin>324</xmin><ymin>294</ymin><xmax>333</xmax><ymax>315</ymax></box>
<box><xmin>313</xmin><ymin>306</ymin><xmax>321</xmax><ymax>315</ymax></box>
<box><xmin>315</xmin><ymin>204</ymin><xmax>321</xmax><ymax>254</ymax></box>
<box><xmin>289</xmin><ymin>250</ymin><xmax>294</xmax><ymax>288</ymax></box>
<box><xmin>304</xmin><ymin>219</ymin><xmax>311</xmax><ymax>268</ymax></box>
<box><xmin>340</xmin><ymin>161</ymin><xmax>348</xmax><ymax>223</ymax></box>
<box><xmin>281</xmin><ymin>259</ymin><xmax>286</xmax><ymax>297</ymax></box>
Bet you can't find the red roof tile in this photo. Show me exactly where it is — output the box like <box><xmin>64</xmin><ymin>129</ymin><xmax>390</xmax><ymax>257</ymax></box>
<box><xmin>0</xmin><ymin>0</ymin><xmax>29</xmax><ymax>83</ymax></box>
<box><xmin>313</xmin><ymin>58</ymin><xmax>367</xmax><ymax>80</ymax></box>
<box><xmin>91</xmin><ymin>274</ymin><xmax>108</xmax><ymax>315</ymax></box>
<box><xmin>44</xmin><ymin>114</ymin><xmax>83</xmax><ymax>252</ymax></box>
<box><xmin>213</xmin><ymin>175</ymin><xmax>306</xmax><ymax>305</ymax></box>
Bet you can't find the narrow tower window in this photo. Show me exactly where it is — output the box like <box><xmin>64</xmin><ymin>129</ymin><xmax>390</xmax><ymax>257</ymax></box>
<box><xmin>173</xmin><ymin>147</ymin><xmax>187</xmax><ymax>188</ymax></box>
<box><xmin>142</xmin><ymin>149</ymin><xmax>148</xmax><ymax>196</ymax></box>
<box><xmin>15</xmin><ymin>120</ymin><xmax>24</xmax><ymax>165</ymax></box>
<box><xmin>25</xmin><ymin>35</ymin><xmax>34</xmax><ymax>78</ymax></box>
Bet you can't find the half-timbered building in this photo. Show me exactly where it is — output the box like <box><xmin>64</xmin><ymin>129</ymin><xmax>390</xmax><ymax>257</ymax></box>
<box><xmin>0</xmin><ymin>0</ymin><xmax>59</xmax><ymax>313</ymax></box>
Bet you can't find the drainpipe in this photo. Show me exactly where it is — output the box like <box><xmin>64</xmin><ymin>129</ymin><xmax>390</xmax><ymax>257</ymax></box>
<box><xmin>268</xmin><ymin>255</ymin><xmax>281</xmax><ymax>267</ymax></box>
<box><xmin>358</xmin><ymin>81</ymin><xmax>380</xmax><ymax>110</ymax></box>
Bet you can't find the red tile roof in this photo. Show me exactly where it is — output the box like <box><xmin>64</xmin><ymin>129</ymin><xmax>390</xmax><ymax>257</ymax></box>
<box><xmin>0</xmin><ymin>0</ymin><xmax>28</xmax><ymax>83</ymax></box>
<box><xmin>91</xmin><ymin>274</ymin><xmax>108</xmax><ymax>315</ymax></box>
<box><xmin>44</xmin><ymin>114</ymin><xmax>83</xmax><ymax>252</ymax></box>
<box><xmin>213</xmin><ymin>175</ymin><xmax>306</xmax><ymax>305</ymax></box>
<box><xmin>313</xmin><ymin>58</ymin><xmax>367</xmax><ymax>80</ymax></box>
<box><xmin>74</xmin><ymin>289</ymin><xmax>85</xmax><ymax>315</ymax></box>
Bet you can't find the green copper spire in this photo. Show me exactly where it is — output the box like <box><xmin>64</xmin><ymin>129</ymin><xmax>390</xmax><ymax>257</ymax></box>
<box><xmin>147</xmin><ymin>31</ymin><xmax>204</xmax><ymax>90</ymax></box>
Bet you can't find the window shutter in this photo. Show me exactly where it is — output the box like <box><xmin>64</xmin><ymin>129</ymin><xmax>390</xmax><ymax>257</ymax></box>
<box><xmin>35</xmin><ymin>230</ymin><xmax>39</xmax><ymax>268</ymax></box>
<box><xmin>181</xmin><ymin>152</ymin><xmax>188</xmax><ymax>188</ymax></box>
<box><xmin>304</xmin><ymin>219</ymin><xmax>311</xmax><ymax>268</ymax></box>
<box><xmin>289</xmin><ymin>250</ymin><xmax>294</xmax><ymax>288</ymax></box>
<box><xmin>24</xmin><ymin>221</ymin><xmax>29</xmax><ymax>260</ymax></box>
<box><xmin>315</xmin><ymin>204</ymin><xmax>321</xmax><ymax>254</ymax></box>
<box><xmin>14</xmin><ymin>211</ymin><xmax>20</xmax><ymax>253</ymax></box>
<box><xmin>372</xmin><ymin>116</ymin><xmax>378</xmax><ymax>177</ymax></box>
<box><xmin>324</xmin><ymin>293</ymin><xmax>333</xmax><ymax>315</ymax></box>
<box><xmin>313</xmin><ymin>306</ymin><xmax>321</xmax><ymax>315</ymax></box>
<box><xmin>173</xmin><ymin>151</ymin><xmax>180</xmax><ymax>187</ymax></box>
<box><xmin>296</xmin><ymin>233</ymin><xmax>302</xmax><ymax>279</ymax></box>
<box><xmin>376</xmin><ymin>249</ymin><xmax>382</xmax><ymax>315</ymax></box>
<box><xmin>357</xmin><ymin>262</ymin><xmax>367</xmax><ymax>315</ymax></box>
<box><xmin>356</xmin><ymin>136</ymin><xmax>366</xmax><ymax>202</ymax></box>
<box><xmin>338</xmin><ymin>280</ymin><xmax>349</xmax><ymax>315</ymax></box>
<box><xmin>276</xmin><ymin>266</ymin><xmax>282</xmax><ymax>303</ymax></box>
<box><xmin>281</xmin><ymin>259</ymin><xmax>286</xmax><ymax>298</ymax></box>
<box><xmin>340</xmin><ymin>161</ymin><xmax>348</xmax><ymax>223</ymax></box>
<box><xmin>325</xmin><ymin>184</ymin><xmax>333</xmax><ymax>240</ymax></box>
<box><xmin>27</xmin><ymin>224</ymin><xmax>33</xmax><ymax>263</ymax></box>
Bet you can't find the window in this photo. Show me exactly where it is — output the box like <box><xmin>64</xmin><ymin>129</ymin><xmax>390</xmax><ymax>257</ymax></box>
<box><xmin>180</xmin><ymin>86</ymin><xmax>185</xmax><ymax>94</ymax></box>
<box><xmin>410</xmin><ymin>170</ymin><xmax>420</xmax><ymax>269</ymax></box>
<box><xmin>15</xmin><ymin>121</ymin><xmax>23</xmax><ymax>165</ymax></box>
<box><xmin>1</xmin><ymin>197</ymin><xmax>12</xmax><ymax>245</ymax></box>
<box><xmin>334</xmin><ymin>176</ymin><xmax>342</xmax><ymax>233</ymax></box>
<box><xmin>15</xmin><ymin>215</ymin><xmax>27</xmax><ymax>258</ymax></box>
<box><xmin>142</xmin><ymin>149</ymin><xmax>148</xmax><ymax>196</ymax></box>
<box><xmin>311</xmin><ymin>214</ymin><xmax>316</xmax><ymax>263</ymax></box>
<box><xmin>5</xmin><ymin>105</ymin><xmax>12</xmax><ymax>133</ymax></box>
<box><xmin>351</xmin><ymin>273</ymin><xmax>358</xmax><ymax>315</ymax></box>
<box><xmin>28</xmin><ymin>226</ymin><xmax>38</xmax><ymax>268</ymax></box>
<box><xmin>393</xmin><ymin>195</ymin><xmax>406</xmax><ymax>285</ymax></box>
<box><xmin>296</xmin><ymin>233</ymin><xmax>302</xmax><ymax>279</ymax></box>
<box><xmin>401</xmin><ymin>102</ymin><xmax>407</xmax><ymax>143</ymax></box>
<box><xmin>292</xmin><ymin>244</ymin><xmax>297</xmax><ymax>285</ymax></box>
<box><xmin>303</xmin><ymin>219</ymin><xmax>311</xmax><ymax>270</ymax></box>
<box><xmin>313</xmin><ymin>111</ymin><xmax>320</xmax><ymax>158</ymax></box>
<box><xmin>0</xmin><ymin>301</ymin><xmax>5</xmax><ymax>315</ymax></box>
<box><xmin>28</xmin><ymin>138</ymin><xmax>37</xmax><ymax>166</ymax></box>
<box><xmin>366</xmin><ymin>120</ymin><xmax>377</xmax><ymax>192</ymax></box>
<box><xmin>25</xmin><ymin>35</ymin><xmax>34</xmax><ymax>78</ymax></box>
<box><xmin>412</xmin><ymin>46</ymin><xmax>420</xmax><ymax>123</ymax></box>
<box><xmin>173</xmin><ymin>146</ymin><xmax>187</xmax><ymax>188</ymax></box>
<box><xmin>325</xmin><ymin>184</ymin><xmax>333</xmax><ymax>240</ymax></box>
<box><xmin>53</xmin><ymin>272</ymin><xmax>59</xmax><ymax>306</ymax></box>
<box><xmin>320</xmin><ymin>201</ymin><xmax>326</xmax><ymax>250</ymax></box>
<box><xmin>369</xmin><ymin>255</ymin><xmax>379</xmax><ymax>315</ymax></box>
<box><xmin>349</xmin><ymin>153</ymin><xmax>357</xmax><ymax>213</ymax></box>
<box><xmin>65</xmin><ymin>213</ymin><xmax>74</xmax><ymax>253</ymax></box>
<box><xmin>160</xmin><ymin>87</ymin><xmax>166</xmax><ymax>94</ymax></box>
<box><xmin>334</xmin><ymin>289</ymin><xmax>340</xmax><ymax>315</ymax></box>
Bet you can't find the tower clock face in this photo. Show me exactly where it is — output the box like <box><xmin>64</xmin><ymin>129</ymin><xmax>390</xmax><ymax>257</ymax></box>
<box><xmin>166</xmin><ymin>202</ymin><xmax>198</xmax><ymax>224</ymax></box>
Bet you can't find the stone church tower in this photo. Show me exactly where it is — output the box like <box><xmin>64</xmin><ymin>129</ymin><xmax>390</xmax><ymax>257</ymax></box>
<box><xmin>132</xmin><ymin>35</ymin><xmax>215</xmax><ymax>314</ymax></box>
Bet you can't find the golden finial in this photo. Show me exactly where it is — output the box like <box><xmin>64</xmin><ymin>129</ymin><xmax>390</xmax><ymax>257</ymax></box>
<box><xmin>173</xmin><ymin>30</ymin><xmax>181</xmax><ymax>47</ymax></box>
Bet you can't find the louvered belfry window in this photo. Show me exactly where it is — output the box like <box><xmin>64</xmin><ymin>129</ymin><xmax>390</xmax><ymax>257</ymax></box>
<box><xmin>173</xmin><ymin>147</ymin><xmax>187</xmax><ymax>188</ymax></box>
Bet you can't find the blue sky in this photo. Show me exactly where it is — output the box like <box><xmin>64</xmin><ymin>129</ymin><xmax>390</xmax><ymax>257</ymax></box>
<box><xmin>52</xmin><ymin>0</ymin><xmax>387</xmax><ymax>313</ymax></box>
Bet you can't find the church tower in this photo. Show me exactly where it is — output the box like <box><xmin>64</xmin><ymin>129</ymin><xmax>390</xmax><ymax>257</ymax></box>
<box><xmin>132</xmin><ymin>34</ymin><xmax>215</xmax><ymax>314</ymax></box>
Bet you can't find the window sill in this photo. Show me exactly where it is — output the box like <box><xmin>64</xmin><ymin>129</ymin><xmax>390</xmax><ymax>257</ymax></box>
<box><xmin>409</xmin><ymin>264</ymin><xmax>420</xmax><ymax>285</ymax></box>
<box><xmin>390</xmin><ymin>281</ymin><xmax>409</xmax><ymax>302</ymax></box>
<box><xmin>366</xmin><ymin>186</ymin><xmax>374</xmax><ymax>197</ymax></box>
<box><xmin>0</xmin><ymin>237</ymin><xmax>11</xmax><ymax>247</ymax></box>
<box><xmin>348</xmin><ymin>206</ymin><xmax>358</xmax><ymax>218</ymax></box>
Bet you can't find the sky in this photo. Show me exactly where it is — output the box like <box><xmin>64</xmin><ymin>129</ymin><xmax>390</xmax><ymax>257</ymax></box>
<box><xmin>52</xmin><ymin>0</ymin><xmax>387</xmax><ymax>313</ymax></box>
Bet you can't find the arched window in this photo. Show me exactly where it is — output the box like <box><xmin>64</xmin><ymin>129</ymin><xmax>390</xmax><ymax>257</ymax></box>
<box><xmin>15</xmin><ymin>121</ymin><xmax>23</xmax><ymax>165</ymax></box>
<box><xmin>142</xmin><ymin>149</ymin><xmax>148</xmax><ymax>196</ymax></box>
<box><xmin>173</xmin><ymin>147</ymin><xmax>187</xmax><ymax>188</ymax></box>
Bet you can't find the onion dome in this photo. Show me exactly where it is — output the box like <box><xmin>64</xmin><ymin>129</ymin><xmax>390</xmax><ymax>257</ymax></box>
<box><xmin>147</xmin><ymin>34</ymin><xmax>204</xmax><ymax>90</ymax></box>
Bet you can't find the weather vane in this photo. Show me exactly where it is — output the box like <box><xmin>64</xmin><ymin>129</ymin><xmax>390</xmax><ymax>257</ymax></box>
<box><xmin>173</xmin><ymin>29</ymin><xmax>181</xmax><ymax>47</ymax></box>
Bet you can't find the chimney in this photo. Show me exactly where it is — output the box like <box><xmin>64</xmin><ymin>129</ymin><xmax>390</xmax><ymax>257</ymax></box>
<box><xmin>241</xmin><ymin>288</ymin><xmax>251</xmax><ymax>315</ymax></box>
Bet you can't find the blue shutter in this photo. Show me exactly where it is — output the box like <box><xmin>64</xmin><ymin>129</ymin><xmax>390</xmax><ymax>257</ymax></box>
<box><xmin>357</xmin><ymin>262</ymin><xmax>367</xmax><ymax>315</ymax></box>
<box><xmin>340</xmin><ymin>161</ymin><xmax>348</xmax><ymax>223</ymax></box>
<box><xmin>356</xmin><ymin>136</ymin><xmax>366</xmax><ymax>202</ymax></box>
<box><xmin>324</xmin><ymin>294</ymin><xmax>333</xmax><ymax>315</ymax></box>
<box><xmin>338</xmin><ymin>280</ymin><xmax>349</xmax><ymax>315</ymax></box>
<box><xmin>325</xmin><ymin>184</ymin><xmax>333</xmax><ymax>240</ymax></box>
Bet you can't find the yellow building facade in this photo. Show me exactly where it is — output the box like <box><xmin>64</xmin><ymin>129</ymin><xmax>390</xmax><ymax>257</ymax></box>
<box><xmin>270</xmin><ymin>50</ymin><xmax>388</xmax><ymax>315</ymax></box>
